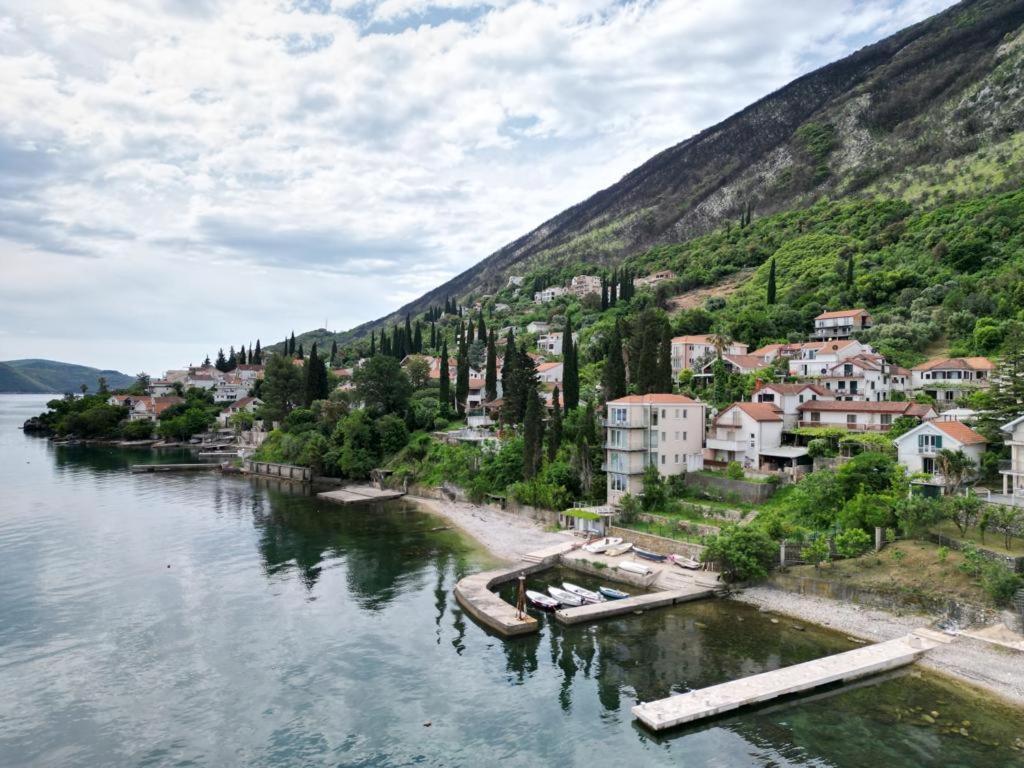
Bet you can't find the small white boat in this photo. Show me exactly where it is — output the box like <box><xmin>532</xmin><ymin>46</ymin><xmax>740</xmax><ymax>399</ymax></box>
<box><xmin>583</xmin><ymin>536</ymin><xmax>623</xmax><ymax>554</ymax></box>
<box><xmin>669</xmin><ymin>554</ymin><xmax>702</xmax><ymax>570</ymax></box>
<box><xmin>547</xmin><ymin>586</ymin><xmax>584</xmax><ymax>606</ymax></box>
<box><xmin>562</xmin><ymin>582</ymin><xmax>603</xmax><ymax>604</ymax></box>
<box><xmin>526</xmin><ymin>590</ymin><xmax>560</xmax><ymax>611</ymax></box>
<box><xmin>599</xmin><ymin>586</ymin><xmax>630</xmax><ymax>600</ymax></box>
<box><xmin>604</xmin><ymin>542</ymin><xmax>633</xmax><ymax>557</ymax></box>
<box><xmin>618</xmin><ymin>561</ymin><xmax>653</xmax><ymax>576</ymax></box>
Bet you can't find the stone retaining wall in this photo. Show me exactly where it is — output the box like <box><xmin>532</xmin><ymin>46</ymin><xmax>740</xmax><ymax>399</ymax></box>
<box><xmin>609</xmin><ymin>526</ymin><xmax>705</xmax><ymax>561</ymax></box>
<box><xmin>243</xmin><ymin>460</ymin><xmax>312</xmax><ymax>482</ymax></box>
<box><xmin>925</xmin><ymin>532</ymin><xmax>1024</xmax><ymax>573</ymax></box>
<box><xmin>684</xmin><ymin>473</ymin><xmax>776</xmax><ymax>504</ymax></box>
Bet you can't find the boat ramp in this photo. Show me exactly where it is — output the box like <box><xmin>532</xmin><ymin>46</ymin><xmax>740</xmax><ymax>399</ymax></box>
<box><xmin>317</xmin><ymin>486</ymin><xmax>406</xmax><ymax>505</ymax></box>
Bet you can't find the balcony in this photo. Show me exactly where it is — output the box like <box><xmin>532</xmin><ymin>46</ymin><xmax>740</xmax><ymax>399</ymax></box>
<box><xmin>600</xmin><ymin>418</ymin><xmax>644</xmax><ymax>428</ymax></box>
<box><xmin>706</xmin><ymin>437</ymin><xmax>751</xmax><ymax>452</ymax></box>
<box><xmin>603</xmin><ymin>443</ymin><xmax>647</xmax><ymax>452</ymax></box>
<box><xmin>797</xmin><ymin>421</ymin><xmax>892</xmax><ymax>431</ymax></box>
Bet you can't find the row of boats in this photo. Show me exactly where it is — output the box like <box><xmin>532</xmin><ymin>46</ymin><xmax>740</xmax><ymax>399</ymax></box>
<box><xmin>581</xmin><ymin>537</ymin><xmax>702</xmax><ymax>570</ymax></box>
<box><xmin>525</xmin><ymin>581</ymin><xmax>630</xmax><ymax>611</ymax></box>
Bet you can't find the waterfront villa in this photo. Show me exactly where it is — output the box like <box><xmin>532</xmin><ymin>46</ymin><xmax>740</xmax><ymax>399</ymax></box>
<box><xmin>604</xmin><ymin>394</ymin><xmax>706</xmax><ymax>505</ymax></box>
<box><xmin>1000</xmin><ymin>415</ymin><xmax>1024</xmax><ymax>500</ymax></box>
<box><xmin>796</xmin><ymin>400</ymin><xmax>936</xmax><ymax>431</ymax></box>
<box><xmin>705</xmin><ymin>402</ymin><xmax>782</xmax><ymax>467</ymax></box>
<box><xmin>670</xmin><ymin>335</ymin><xmax>749</xmax><ymax>375</ymax></box>
<box><xmin>218</xmin><ymin>396</ymin><xmax>263</xmax><ymax>426</ymax></box>
<box><xmin>752</xmin><ymin>382</ymin><xmax>832</xmax><ymax>430</ymax></box>
<box><xmin>910</xmin><ymin>357</ymin><xmax>994</xmax><ymax>406</ymax></box>
<box><xmin>893</xmin><ymin>419</ymin><xmax>987</xmax><ymax>494</ymax></box>
<box><xmin>108</xmin><ymin>394</ymin><xmax>184</xmax><ymax>422</ymax></box>
<box><xmin>812</xmin><ymin>308</ymin><xmax>873</xmax><ymax>340</ymax></box>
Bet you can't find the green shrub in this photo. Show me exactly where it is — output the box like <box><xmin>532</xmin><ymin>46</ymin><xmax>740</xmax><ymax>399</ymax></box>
<box><xmin>701</xmin><ymin>526</ymin><xmax>776</xmax><ymax>582</ymax></box>
<box><xmin>980</xmin><ymin>562</ymin><xmax>1023</xmax><ymax>607</ymax></box>
<box><xmin>725</xmin><ymin>461</ymin><xmax>744</xmax><ymax>480</ymax></box>
<box><xmin>120</xmin><ymin>420</ymin><xmax>154</xmax><ymax>440</ymax></box>
<box><xmin>805</xmin><ymin>536</ymin><xmax>831</xmax><ymax>568</ymax></box>
<box><xmin>835</xmin><ymin>528</ymin><xmax>872</xmax><ymax>558</ymax></box>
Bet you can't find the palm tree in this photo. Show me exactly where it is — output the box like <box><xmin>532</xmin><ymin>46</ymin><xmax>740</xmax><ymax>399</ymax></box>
<box><xmin>935</xmin><ymin>448</ymin><xmax>975</xmax><ymax>497</ymax></box>
<box><xmin>707</xmin><ymin>332</ymin><xmax>732</xmax><ymax>359</ymax></box>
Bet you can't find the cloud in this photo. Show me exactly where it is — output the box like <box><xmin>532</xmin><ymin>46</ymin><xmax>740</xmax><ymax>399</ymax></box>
<box><xmin>0</xmin><ymin>0</ymin><xmax>956</xmax><ymax>373</ymax></box>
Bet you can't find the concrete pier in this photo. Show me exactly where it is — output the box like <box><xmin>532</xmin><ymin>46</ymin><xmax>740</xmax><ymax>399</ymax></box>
<box><xmin>317</xmin><ymin>486</ymin><xmax>406</xmax><ymax>505</ymax></box>
<box><xmin>130</xmin><ymin>463</ymin><xmax>220</xmax><ymax>473</ymax></box>
<box><xmin>555</xmin><ymin>587</ymin><xmax>713</xmax><ymax>625</ymax></box>
<box><xmin>633</xmin><ymin>633</ymin><xmax>939</xmax><ymax>731</ymax></box>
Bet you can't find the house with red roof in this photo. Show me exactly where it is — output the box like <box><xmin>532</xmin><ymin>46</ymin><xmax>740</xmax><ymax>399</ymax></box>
<box><xmin>797</xmin><ymin>400</ymin><xmax>936</xmax><ymax>432</ymax></box>
<box><xmin>752</xmin><ymin>381</ymin><xmax>833</xmax><ymax>430</ymax></box>
<box><xmin>812</xmin><ymin>308</ymin><xmax>872</xmax><ymax>340</ymax></box>
<box><xmin>706</xmin><ymin>402</ymin><xmax>795</xmax><ymax>470</ymax></box>
<box><xmin>604</xmin><ymin>394</ymin><xmax>706</xmax><ymax>504</ymax></box>
<box><xmin>670</xmin><ymin>335</ymin><xmax>749</xmax><ymax>375</ymax></box>
<box><xmin>893</xmin><ymin>418</ymin><xmax>987</xmax><ymax>493</ymax></box>
<box><xmin>910</xmin><ymin>357</ymin><xmax>995</xmax><ymax>407</ymax></box>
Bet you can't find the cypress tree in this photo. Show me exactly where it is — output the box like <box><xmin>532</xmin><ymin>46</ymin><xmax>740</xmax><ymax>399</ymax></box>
<box><xmin>215</xmin><ymin>348</ymin><xmax>227</xmax><ymax>372</ymax></box>
<box><xmin>405</xmin><ymin>315</ymin><xmax>413</xmax><ymax>350</ymax></box>
<box><xmin>330</xmin><ymin>339</ymin><xmax>338</xmax><ymax>366</ymax></box>
<box><xmin>467</xmin><ymin>318</ymin><xmax>475</xmax><ymax>344</ymax></box>
<box><xmin>548</xmin><ymin>386</ymin><xmax>562</xmax><ymax>463</ymax></box>
<box><xmin>430</xmin><ymin>322</ymin><xmax>437</xmax><ymax>350</ymax></box>
<box><xmin>485</xmin><ymin>329</ymin><xmax>498</xmax><ymax>402</ymax></box>
<box><xmin>563</xmin><ymin>317</ymin><xmax>579</xmax><ymax>412</ymax></box>
<box><xmin>227</xmin><ymin>346</ymin><xmax>237</xmax><ymax>371</ymax></box>
<box><xmin>203</xmin><ymin>354</ymin><xmax>211</xmax><ymax>367</ymax></box>
<box><xmin>766</xmin><ymin>257</ymin><xmax>777</xmax><ymax>305</ymax></box>
<box><xmin>253</xmin><ymin>339</ymin><xmax>262</xmax><ymax>364</ymax></box>
<box><xmin>303</xmin><ymin>343</ymin><xmax>319</xmax><ymax>406</ymax></box>
<box><xmin>610</xmin><ymin>275</ymin><xmax>618</xmax><ymax>306</ymax></box>
<box><xmin>439</xmin><ymin>339</ymin><xmax>451</xmax><ymax>412</ymax></box>
<box><xmin>845</xmin><ymin>254</ymin><xmax>855</xmax><ymax>289</ymax></box>
<box><xmin>523</xmin><ymin>391</ymin><xmax>542</xmax><ymax>479</ymax></box>
<box><xmin>477</xmin><ymin>313</ymin><xmax>486</xmax><ymax>343</ymax></box>
<box><xmin>297</xmin><ymin>342</ymin><xmax>304</xmax><ymax>360</ymax></box>
<box><xmin>413</xmin><ymin>321</ymin><xmax>422</xmax><ymax>353</ymax></box>
<box><xmin>656</xmin><ymin>322</ymin><xmax>673</xmax><ymax>392</ymax></box>
<box><xmin>455</xmin><ymin>334</ymin><xmax>469</xmax><ymax>417</ymax></box>
<box><xmin>238</xmin><ymin>345</ymin><xmax>247</xmax><ymax>366</ymax></box>
<box><xmin>288</xmin><ymin>332</ymin><xmax>296</xmax><ymax>355</ymax></box>
<box><xmin>603</xmin><ymin>321</ymin><xmax>627</xmax><ymax>400</ymax></box>
<box><xmin>601</xmin><ymin>278</ymin><xmax>608</xmax><ymax>311</ymax></box>
<box><xmin>500</xmin><ymin>330</ymin><xmax>518</xmax><ymax>424</ymax></box>
<box><xmin>512</xmin><ymin>343</ymin><xmax>540</xmax><ymax>424</ymax></box>
<box><xmin>370</xmin><ymin>331</ymin><xmax>376</xmax><ymax>357</ymax></box>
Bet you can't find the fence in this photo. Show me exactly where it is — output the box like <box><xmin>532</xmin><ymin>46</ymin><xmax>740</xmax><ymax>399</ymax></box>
<box><xmin>242</xmin><ymin>460</ymin><xmax>313</xmax><ymax>482</ymax></box>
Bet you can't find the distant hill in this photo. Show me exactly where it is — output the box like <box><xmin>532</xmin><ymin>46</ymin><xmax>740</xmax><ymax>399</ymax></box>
<box><xmin>289</xmin><ymin>0</ymin><xmax>1024</xmax><ymax>352</ymax></box>
<box><xmin>0</xmin><ymin>360</ymin><xmax>135</xmax><ymax>394</ymax></box>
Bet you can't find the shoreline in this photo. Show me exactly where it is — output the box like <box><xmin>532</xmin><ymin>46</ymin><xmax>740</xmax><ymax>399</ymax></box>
<box><xmin>407</xmin><ymin>493</ymin><xmax>1024</xmax><ymax>708</ymax></box>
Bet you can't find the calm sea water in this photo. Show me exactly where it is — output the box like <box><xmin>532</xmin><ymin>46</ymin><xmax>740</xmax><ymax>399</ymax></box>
<box><xmin>1</xmin><ymin>394</ymin><xmax>1022</xmax><ymax>767</ymax></box>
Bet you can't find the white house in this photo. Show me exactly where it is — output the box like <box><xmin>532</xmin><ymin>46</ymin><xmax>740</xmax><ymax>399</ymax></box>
<box><xmin>796</xmin><ymin>400</ymin><xmax>936</xmax><ymax>431</ymax></box>
<box><xmin>526</xmin><ymin>321</ymin><xmax>551</xmax><ymax>334</ymax></box>
<box><xmin>604</xmin><ymin>394</ymin><xmax>706</xmax><ymax>505</ymax></box>
<box><xmin>537</xmin><ymin>331</ymin><xmax>577</xmax><ymax>356</ymax></box>
<box><xmin>893</xmin><ymin>419</ymin><xmax>987</xmax><ymax>493</ymax></box>
<box><xmin>218</xmin><ymin>396</ymin><xmax>264</xmax><ymax>426</ymax></box>
<box><xmin>536</xmin><ymin>362</ymin><xmax>563</xmax><ymax>384</ymax></box>
<box><xmin>705</xmin><ymin>402</ymin><xmax>784</xmax><ymax>469</ymax></box>
<box><xmin>108</xmin><ymin>394</ymin><xmax>185</xmax><ymax>422</ymax></box>
<box><xmin>817</xmin><ymin>354</ymin><xmax>891</xmax><ymax>402</ymax></box>
<box><xmin>812</xmin><ymin>308</ymin><xmax>872</xmax><ymax>340</ymax></box>
<box><xmin>533</xmin><ymin>286</ymin><xmax>567</xmax><ymax>303</ymax></box>
<box><xmin>752</xmin><ymin>382</ymin><xmax>832</xmax><ymax>430</ymax></box>
<box><xmin>568</xmin><ymin>275</ymin><xmax>602</xmax><ymax>297</ymax></box>
<box><xmin>911</xmin><ymin>357</ymin><xmax>995</xmax><ymax>406</ymax></box>
<box><xmin>694</xmin><ymin>353</ymin><xmax>768</xmax><ymax>380</ymax></box>
<box><xmin>1000</xmin><ymin>415</ymin><xmax>1024</xmax><ymax>499</ymax></box>
<box><xmin>786</xmin><ymin>340</ymin><xmax>870</xmax><ymax>378</ymax></box>
<box><xmin>213</xmin><ymin>380</ymin><xmax>250</xmax><ymax>403</ymax></box>
<box><xmin>671</xmin><ymin>335</ymin><xmax>749</xmax><ymax>375</ymax></box>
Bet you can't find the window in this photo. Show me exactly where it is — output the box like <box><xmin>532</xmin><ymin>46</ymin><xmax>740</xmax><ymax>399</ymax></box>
<box><xmin>811</xmin><ymin>412</ymin><xmax>821</xmax><ymax>423</ymax></box>
<box><xmin>683</xmin><ymin>409</ymin><xmax>688</xmax><ymax>418</ymax></box>
<box><xmin>880</xmin><ymin>414</ymin><xmax>892</xmax><ymax>426</ymax></box>
<box><xmin>797</xmin><ymin>395</ymin><xmax>803</xmax><ymax>403</ymax></box>
<box><xmin>683</xmin><ymin>431</ymin><xmax>687</xmax><ymax>441</ymax></box>
<box><xmin>674</xmin><ymin>409</ymin><xmax>680</xmax><ymax>418</ymax></box>
<box><xmin>847</xmin><ymin>414</ymin><xmax>857</xmax><ymax>425</ymax></box>
<box><xmin>661</xmin><ymin>431</ymin><xmax>666</xmax><ymax>442</ymax></box>
<box><xmin>610</xmin><ymin>473</ymin><xmax>628</xmax><ymax>492</ymax></box>
<box><xmin>674</xmin><ymin>431</ymin><xmax>680</xmax><ymax>440</ymax></box>
<box><xmin>610</xmin><ymin>406</ymin><xmax>627</xmax><ymax>426</ymax></box>
<box><xmin>918</xmin><ymin>434</ymin><xmax>943</xmax><ymax>452</ymax></box>
<box><xmin>661</xmin><ymin>409</ymin><xmax>667</xmax><ymax>419</ymax></box>
<box><xmin>674</xmin><ymin>454</ymin><xmax>680</xmax><ymax>464</ymax></box>
<box><xmin>610</xmin><ymin>429</ymin><xmax>625</xmax><ymax>447</ymax></box>
<box><xmin>661</xmin><ymin>454</ymin><xmax>666</xmax><ymax>466</ymax></box>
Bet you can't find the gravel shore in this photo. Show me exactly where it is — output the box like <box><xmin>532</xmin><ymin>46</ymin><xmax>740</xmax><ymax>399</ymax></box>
<box><xmin>733</xmin><ymin>586</ymin><xmax>1024</xmax><ymax>707</ymax></box>
<box><xmin>406</xmin><ymin>495</ymin><xmax>575</xmax><ymax>562</ymax></box>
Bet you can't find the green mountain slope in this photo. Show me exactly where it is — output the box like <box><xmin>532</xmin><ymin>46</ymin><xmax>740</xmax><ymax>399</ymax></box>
<box><xmin>292</xmin><ymin>0</ymin><xmax>1024</xmax><ymax>352</ymax></box>
<box><xmin>0</xmin><ymin>360</ymin><xmax>135</xmax><ymax>394</ymax></box>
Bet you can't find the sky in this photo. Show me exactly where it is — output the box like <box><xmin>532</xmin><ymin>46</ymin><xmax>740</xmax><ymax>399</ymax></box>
<box><xmin>0</xmin><ymin>0</ymin><xmax>956</xmax><ymax>376</ymax></box>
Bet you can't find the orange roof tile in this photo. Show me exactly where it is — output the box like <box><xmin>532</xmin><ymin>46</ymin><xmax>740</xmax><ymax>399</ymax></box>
<box><xmin>607</xmin><ymin>394</ymin><xmax>699</xmax><ymax>406</ymax></box>
<box><xmin>815</xmin><ymin>308</ymin><xmax>869</xmax><ymax>320</ymax></box>
<box><xmin>933</xmin><ymin>420</ymin><xmax>987</xmax><ymax>445</ymax></box>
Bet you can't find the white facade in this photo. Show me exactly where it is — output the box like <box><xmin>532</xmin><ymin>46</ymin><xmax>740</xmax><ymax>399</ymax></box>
<box><xmin>705</xmin><ymin>403</ymin><xmax>784</xmax><ymax>469</ymax></box>
<box><xmin>817</xmin><ymin>356</ymin><xmax>890</xmax><ymax>402</ymax></box>
<box><xmin>537</xmin><ymin>362</ymin><xmax>563</xmax><ymax>384</ymax></box>
<box><xmin>787</xmin><ymin>340</ymin><xmax>868</xmax><ymax>378</ymax></box>
<box><xmin>536</xmin><ymin>331</ymin><xmax>577</xmax><ymax>356</ymax></box>
<box><xmin>893</xmin><ymin>420</ymin><xmax>986</xmax><ymax>490</ymax></box>
<box><xmin>671</xmin><ymin>336</ymin><xmax>749</xmax><ymax>375</ymax></box>
<box><xmin>213</xmin><ymin>381</ymin><xmax>250</xmax><ymax>403</ymax></box>
<box><xmin>752</xmin><ymin>383</ymin><xmax>832</xmax><ymax>430</ymax></box>
<box><xmin>526</xmin><ymin>321</ymin><xmax>550</xmax><ymax>334</ymax></box>
<box><xmin>911</xmin><ymin>358</ymin><xmax>994</xmax><ymax>406</ymax></box>
<box><xmin>812</xmin><ymin>309</ymin><xmax>872</xmax><ymax>340</ymax></box>
<box><xmin>1000</xmin><ymin>415</ymin><xmax>1024</xmax><ymax>498</ymax></box>
<box><xmin>604</xmin><ymin>395</ymin><xmax>706</xmax><ymax>505</ymax></box>
<box><xmin>568</xmin><ymin>275</ymin><xmax>602</xmax><ymax>297</ymax></box>
<box><xmin>533</xmin><ymin>286</ymin><xmax>568</xmax><ymax>303</ymax></box>
<box><xmin>797</xmin><ymin>401</ymin><xmax>937</xmax><ymax>431</ymax></box>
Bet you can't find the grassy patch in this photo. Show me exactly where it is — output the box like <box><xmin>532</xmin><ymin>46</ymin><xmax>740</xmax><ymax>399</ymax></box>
<box><xmin>932</xmin><ymin>520</ymin><xmax>1023</xmax><ymax>558</ymax></box>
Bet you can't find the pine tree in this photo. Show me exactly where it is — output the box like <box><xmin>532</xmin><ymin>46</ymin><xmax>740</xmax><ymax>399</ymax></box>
<box><xmin>238</xmin><ymin>345</ymin><xmax>247</xmax><ymax>366</ymax></box>
<box><xmin>548</xmin><ymin>386</ymin><xmax>562</xmax><ymax>462</ymax></box>
<box><xmin>439</xmin><ymin>339</ymin><xmax>451</xmax><ymax>412</ymax></box>
<box><xmin>455</xmin><ymin>334</ymin><xmax>469</xmax><ymax>417</ymax></box>
<box><xmin>215</xmin><ymin>348</ymin><xmax>227</xmax><ymax>372</ymax></box>
<box><xmin>523</xmin><ymin>390</ymin><xmax>543</xmax><ymax>479</ymax></box>
<box><xmin>603</xmin><ymin>321</ymin><xmax>627</xmax><ymax>400</ymax></box>
<box><xmin>563</xmin><ymin>317</ymin><xmax>579</xmax><ymax>412</ymax></box>
<box><xmin>485</xmin><ymin>329</ymin><xmax>498</xmax><ymax>402</ymax></box>
<box><xmin>253</xmin><ymin>339</ymin><xmax>262</xmax><ymax>364</ymax></box>
<box><xmin>203</xmin><ymin>354</ymin><xmax>211</xmax><ymax>367</ymax></box>
<box><xmin>227</xmin><ymin>346</ymin><xmax>237</xmax><ymax>372</ymax></box>
<box><xmin>767</xmin><ymin>257</ymin><xmax>777</xmax><ymax>305</ymax></box>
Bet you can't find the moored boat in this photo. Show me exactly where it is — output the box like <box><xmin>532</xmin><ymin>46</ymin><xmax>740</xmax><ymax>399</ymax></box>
<box><xmin>618</xmin><ymin>561</ymin><xmax>653</xmax><ymax>576</ymax></box>
<box><xmin>582</xmin><ymin>536</ymin><xmax>623</xmax><ymax>554</ymax></box>
<box><xmin>634</xmin><ymin>547</ymin><xmax>667</xmax><ymax>562</ymax></box>
<box><xmin>547</xmin><ymin>586</ymin><xmax>584</xmax><ymax>606</ymax></box>
<box><xmin>598</xmin><ymin>586</ymin><xmax>630</xmax><ymax>600</ymax></box>
<box><xmin>525</xmin><ymin>590</ymin><xmax>560</xmax><ymax>611</ymax></box>
<box><xmin>562</xmin><ymin>582</ymin><xmax>603</xmax><ymax>604</ymax></box>
<box><xmin>604</xmin><ymin>542</ymin><xmax>633</xmax><ymax>557</ymax></box>
<box><xmin>669</xmin><ymin>553</ymin><xmax>701</xmax><ymax>570</ymax></box>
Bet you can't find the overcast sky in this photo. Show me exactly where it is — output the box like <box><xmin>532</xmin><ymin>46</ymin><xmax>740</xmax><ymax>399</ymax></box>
<box><xmin>0</xmin><ymin>0</ymin><xmax>954</xmax><ymax>375</ymax></box>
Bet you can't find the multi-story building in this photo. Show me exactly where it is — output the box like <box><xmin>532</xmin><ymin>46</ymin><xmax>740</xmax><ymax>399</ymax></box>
<box><xmin>694</xmin><ymin>353</ymin><xmax>769</xmax><ymax>380</ymax></box>
<box><xmin>812</xmin><ymin>309</ymin><xmax>873</xmax><ymax>340</ymax></box>
<box><xmin>817</xmin><ymin>354</ymin><xmax>891</xmax><ymax>402</ymax></box>
<box><xmin>784</xmin><ymin>340</ymin><xmax>870</xmax><ymax>378</ymax></box>
<box><xmin>604</xmin><ymin>394</ymin><xmax>706</xmax><ymax>505</ymax></box>
<box><xmin>796</xmin><ymin>400</ymin><xmax>936</xmax><ymax>431</ymax></box>
<box><xmin>568</xmin><ymin>275</ymin><xmax>602</xmax><ymax>297</ymax></box>
<box><xmin>911</xmin><ymin>357</ymin><xmax>995</xmax><ymax>406</ymax></box>
<box><xmin>533</xmin><ymin>286</ymin><xmax>568</xmax><ymax>303</ymax></box>
<box><xmin>536</xmin><ymin>362</ymin><xmax>563</xmax><ymax>384</ymax></box>
<box><xmin>705</xmin><ymin>403</ymin><xmax>784</xmax><ymax>469</ymax></box>
<box><xmin>537</xmin><ymin>331</ymin><xmax>577</xmax><ymax>356</ymax></box>
<box><xmin>670</xmin><ymin>335</ymin><xmax>749</xmax><ymax>375</ymax></box>
<box><xmin>999</xmin><ymin>415</ymin><xmax>1024</xmax><ymax>499</ymax></box>
<box><xmin>752</xmin><ymin>382</ymin><xmax>832</xmax><ymax>430</ymax></box>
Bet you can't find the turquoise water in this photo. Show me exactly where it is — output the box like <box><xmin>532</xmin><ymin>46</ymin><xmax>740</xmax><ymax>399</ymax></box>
<box><xmin>1</xmin><ymin>394</ymin><xmax>1022</xmax><ymax>767</ymax></box>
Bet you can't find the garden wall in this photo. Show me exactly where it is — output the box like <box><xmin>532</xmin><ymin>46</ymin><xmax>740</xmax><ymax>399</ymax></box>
<box><xmin>406</xmin><ymin>483</ymin><xmax>560</xmax><ymax>526</ymax></box>
<box><xmin>683</xmin><ymin>473</ymin><xmax>775</xmax><ymax>504</ymax></box>
<box><xmin>925</xmin><ymin>532</ymin><xmax>1024</xmax><ymax>573</ymax></box>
